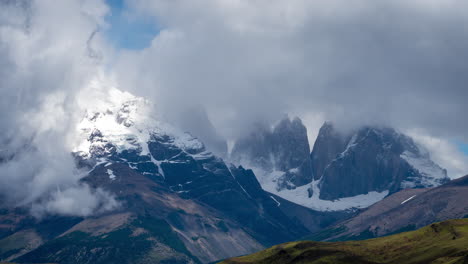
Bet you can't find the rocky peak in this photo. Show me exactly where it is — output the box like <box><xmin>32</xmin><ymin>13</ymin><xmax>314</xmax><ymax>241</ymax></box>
<box><xmin>231</xmin><ymin>116</ymin><xmax>313</xmax><ymax>190</ymax></box>
<box><xmin>271</xmin><ymin>117</ymin><xmax>311</xmax><ymax>172</ymax></box>
<box><xmin>313</xmin><ymin>123</ymin><xmax>449</xmax><ymax>200</ymax></box>
<box><xmin>237</xmin><ymin>120</ymin><xmax>449</xmax><ymax>212</ymax></box>
<box><xmin>310</xmin><ymin>122</ymin><xmax>347</xmax><ymax>180</ymax></box>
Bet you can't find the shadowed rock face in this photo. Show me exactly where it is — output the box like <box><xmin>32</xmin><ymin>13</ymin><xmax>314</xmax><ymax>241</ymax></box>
<box><xmin>310</xmin><ymin>122</ymin><xmax>347</xmax><ymax>181</ymax></box>
<box><xmin>271</xmin><ymin>118</ymin><xmax>311</xmax><ymax>174</ymax></box>
<box><xmin>313</xmin><ymin>124</ymin><xmax>449</xmax><ymax>200</ymax></box>
<box><xmin>231</xmin><ymin>117</ymin><xmax>313</xmax><ymax>189</ymax></box>
<box><xmin>144</xmin><ymin>134</ymin><xmax>310</xmax><ymax>246</ymax></box>
<box><xmin>232</xmin><ymin>119</ymin><xmax>448</xmax><ymax>211</ymax></box>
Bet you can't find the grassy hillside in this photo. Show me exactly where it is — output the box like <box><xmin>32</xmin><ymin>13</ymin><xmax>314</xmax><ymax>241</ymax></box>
<box><xmin>221</xmin><ymin>218</ymin><xmax>468</xmax><ymax>264</ymax></box>
<box><xmin>12</xmin><ymin>217</ymin><xmax>198</xmax><ymax>264</ymax></box>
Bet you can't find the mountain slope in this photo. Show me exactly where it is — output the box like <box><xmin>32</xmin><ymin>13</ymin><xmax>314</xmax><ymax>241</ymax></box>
<box><xmin>310</xmin><ymin>174</ymin><xmax>468</xmax><ymax>241</ymax></box>
<box><xmin>1</xmin><ymin>164</ymin><xmax>264</xmax><ymax>264</ymax></box>
<box><xmin>221</xmin><ymin>218</ymin><xmax>468</xmax><ymax>264</ymax></box>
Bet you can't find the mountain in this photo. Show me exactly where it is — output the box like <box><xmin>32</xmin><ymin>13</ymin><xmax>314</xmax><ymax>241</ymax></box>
<box><xmin>309</xmin><ymin>174</ymin><xmax>468</xmax><ymax>241</ymax></box>
<box><xmin>221</xmin><ymin>218</ymin><xmax>468</xmax><ymax>264</ymax></box>
<box><xmin>231</xmin><ymin>117</ymin><xmax>313</xmax><ymax>190</ymax></box>
<box><xmin>0</xmin><ymin>88</ymin><xmax>327</xmax><ymax>264</ymax></box>
<box><xmin>0</xmin><ymin>87</ymin><xmax>457</xmax><ymax>263</ymax></box>
<box><xmin>232</xmin><ymin>120</ymin><xmax>449</xmax><ymax>211</ymax></box>
<box><xmin>312</xmin><ymin>123</ymin><xmax>449</xmax><ymax>200</ymax></box>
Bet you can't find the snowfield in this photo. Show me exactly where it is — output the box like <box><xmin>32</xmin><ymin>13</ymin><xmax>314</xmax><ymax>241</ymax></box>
<box><xmin>252</xmin><ymin>168</ymin><xmax>389</xmax><ymax>211</ymax></box>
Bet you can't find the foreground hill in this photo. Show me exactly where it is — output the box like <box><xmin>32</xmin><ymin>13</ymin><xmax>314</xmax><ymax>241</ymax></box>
<box><xmin>221</xmin><ymin>218</ymin><xmax>468</xmax><ymax>264</ymax></box>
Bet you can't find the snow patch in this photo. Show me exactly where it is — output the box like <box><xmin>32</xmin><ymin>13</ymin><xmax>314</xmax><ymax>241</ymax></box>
<box><xmin>401</xmin><ymin>150</ymin><xmax>447</xmax><ymax>187</ymax></box>
<box><xmin>73</xmin><ymin>80</ymin><xmax>209</xmax><ymax>179</ymax></box>
<box><xmin>401</xmin><ymin>195</ymin><xmax>416</xmax><ymax>205</ymax></box>
<box><xmin>107</xmin><ymin>169</ymin><xmax>116</xmax><ymax>180</ymax></box>
<box><xmin>337</xmin><ymin>133</ymin><xmax>358</xmax><ymax>159</ymax></box>
<box><xmin>252</xmin><ymin>168</ymin><xmax>388</xmax><ymax>211</ymax></box>
<box><xmin>270</xmin><ymin>196</ymin><xmax>281</xmax><ymax>207</ymax></box>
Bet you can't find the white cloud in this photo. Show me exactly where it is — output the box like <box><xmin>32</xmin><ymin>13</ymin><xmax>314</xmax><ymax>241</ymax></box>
<box><xmin>0</xmin><ymin>0</ymin><xmax>117</xmax><ymax>217</ymax></box>
<box><xmin>31</xmin><ymin>184</ymin><xmax>120</xmax><ymax>218</ymax></box>
<box><xmin>407</xmin><ymin>130</ymin><xmax>468</xmax><ymax>179</ymax></box>
<box><xmin>113</xmin><ymin>0</ymin><xmax>468</xmax><ymax>144</ymax></box>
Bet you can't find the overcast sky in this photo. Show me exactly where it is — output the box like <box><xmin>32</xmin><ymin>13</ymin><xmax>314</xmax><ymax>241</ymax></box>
<box><xmin>0</xmin><ymin>0</ymin><xmax>467</xmax><ymax>216</ymax></box>
<box><xmin>111</xmin><ymin>0</ymin><xmax>468</xmax><ymax>175</ymax></box>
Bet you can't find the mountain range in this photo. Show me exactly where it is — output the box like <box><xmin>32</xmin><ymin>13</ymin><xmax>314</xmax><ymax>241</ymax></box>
<box><xmin>232</xmin><ymin>117</ymin><xmax>449</xmax><ymax>211</ymax></box>
<box><xmin>0</xmin><ymin>87</ymin><xmax>464</xmax><ymax>264</ymax></box>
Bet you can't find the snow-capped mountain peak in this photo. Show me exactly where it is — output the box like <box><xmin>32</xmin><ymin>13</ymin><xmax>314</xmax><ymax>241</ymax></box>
<box><xmin>73</xmin><ymin>82</ymin><xmax>207</xmax><ymax>175</ymax></box>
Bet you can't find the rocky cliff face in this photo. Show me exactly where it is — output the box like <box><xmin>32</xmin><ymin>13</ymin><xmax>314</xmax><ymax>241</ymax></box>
<box><xmin>231</xmin><ymin>117</ymin><xmax>313</xmax><ymax>191</ymax></box>
<box><xmin>233</xmin><ymin>120</ymin><xmax>449</xmax><ymax>212</ymax></box>
<box><xmin>310</xmin><ymin>122</ymin><xmax>347</xmax><ymax>182</ymax></box>
<box><xmin>313</xmin><ymin>124</ymin><xmax>450</xmax><ymax>200</ymax></box>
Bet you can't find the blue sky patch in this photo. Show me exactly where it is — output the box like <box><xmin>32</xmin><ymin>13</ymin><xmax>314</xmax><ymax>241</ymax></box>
<box><xmin>457</xmin><ymin>141</ymin><xmax>468</xmax><ymax>155</ymax></box>
<box><xmin>104</xmin><ymin>0</ymin><xmax>159</xmax><ymax>50</ymax></box>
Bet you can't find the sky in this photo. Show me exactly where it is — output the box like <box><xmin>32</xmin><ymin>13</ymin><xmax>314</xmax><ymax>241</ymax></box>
<box><xmin>104</xmin><ymin>0</ymin><xmax>159</xmax><ymax>50</ymax></box>
<box><xmin>103</xmin><ymin>0</ymin><xmax>468</xmax><ymax>157</ymax></box>
<box><xmin>458</xmin><ymin>142</ymin><xmax>468</xmax><ymax>155</ymax></box>
<box><xmin>0</xmin><ymin>0</ymin><xmax>467</xmax><ymax>217</ymax></box>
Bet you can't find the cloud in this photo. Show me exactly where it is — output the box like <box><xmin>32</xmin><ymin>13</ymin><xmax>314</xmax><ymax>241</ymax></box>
<box><xmin>0</xmin><ymin>0</ymin><xmax>118</xmax><ymax>216</ymax></box>
<box><xmin>111</xmin><ymin>0</ymin><xmax>468</xmax><ymax>145</ymax></box>
<box><xmin>1</xmin><ymin>0</ymin><xmax>467</xmax><ymax>217</ymax></box>
<box><xmin>407</xmin><ymin>130</ymin><xmax>468</xmax><ymax>179</ymax></box>
<box><xmin>31</xmin><ymin>184</ymin><xmax>120</xmax><ymax>218</ymax></box>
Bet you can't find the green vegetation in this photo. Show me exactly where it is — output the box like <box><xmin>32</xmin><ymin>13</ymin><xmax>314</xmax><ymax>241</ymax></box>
<box><xmin>221</xmin><ymin>218</ymin><xmax>468</xmax><ymax>264</ymax></box>
<box><xmin>14</xmin><ymin>229</ymin><xmax>151</xmax><ymax>264</ymax></box>
<box><xmin>133</xmin><ymin>216</ymin><xmax>194</xmax><ymax>259</ymax></box>
<box><xmin>0</xmin><ymin>230</ymin><xmax>41</xmax><ymax>260</ymax></box>
<box><xmin>13</xmin><ymin>216</ymin><xmax>199</xmax><ymax>264</ymax></box>
<box><xmin>303</xmin><ymin>226</ymin><xmax>348</xmax><ymax>242</ymax></box>
<box><xmin>385</xmin><ymin>224</ymin><xmax>417</xmax><ymax>236</ymax></box>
